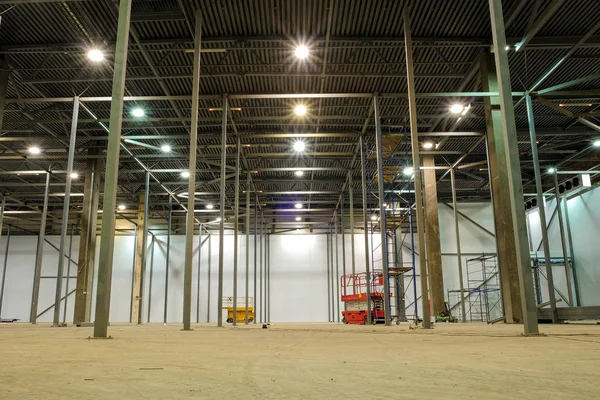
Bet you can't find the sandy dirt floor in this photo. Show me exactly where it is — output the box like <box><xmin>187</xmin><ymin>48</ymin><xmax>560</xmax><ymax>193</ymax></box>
<box><xmin>1</xmin><ymin>322</ymin><xmax>599</xmax><ymax>399</ymax></box>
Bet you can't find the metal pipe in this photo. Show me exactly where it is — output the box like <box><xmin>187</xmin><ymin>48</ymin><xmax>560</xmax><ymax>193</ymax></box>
<box><xmin>373</xmin><ymin>95</ymin><xmax>391</xmax><ymax>325</ymax></box>
<box><xmin>329</xmin><ymin>224</ymin><xmax>336</xmax><ymax>322</ymax></box>
<box><xmin>0</xmin><ymin>224</ymin><xmax>10</xmax><ymax>318</ymax></box>
<box><xmin>62</xmin><ymin>224</ymin><xmax>75</xmax><ymax>324</ymax></box>
<box><xmin>232</xmin><ymin>137</ymin><xmax>240</xmax><ymax>326</ymax></box>
<box><xmin>259</xmin><ymin>215</ymin><xmax>263</xmax><ymax>323</ymax></box>
<box><xmin>182</xmin><ymin>10</ymin><xmax>202</xmax><ymax>331</ymax></box>
<box><xmin>403</xmin><ymin>8</ymin><xmax>431</xmax><ymax>328</ymax></box>
<box><xmin>93</xmin><ymin>0</ymin><xmax>132</xmax><ymax>338</ymax></box>
<box><xmin>138</xmin><ymin>171</ymin><xmax>150</xmax><ymax>324</ymax></box>
<box><xmin>349</xmin><ymin>174</ymin><xmax>356</xmax><ymax>276</ymax></box>
<box><xmin>164</xmin><ymin>195</ymin><xmax>171</xmax><ymax>324</ymax></box>
<box><xmin>147</xmin><ymin>235</ymin><xmax>155</xmax><ymax>323</ymax></box>
<box><xmin>450</xmin><ymin>169</ymin><xmax>467</xmax><ymax>322</ymax></box>
<box><xmin>207</xmin><ymin>233</ymin><xmax>211</xmax><ymax>323</ymax></box>
<box><xmin>359</xmin><ymin>135</ymin><xmax>372</xmax><ymax>324</ymax></box>
<box><xmin>129</xmin><ymin>230</ymin><xmax>138</xmax><ymax>323</ymax></box>
<box><xmin>334</xmin><ymin>212</ymin><xmax>340</xmax><ymax>322</ymax></box>
<box><xmin>53</xmin><ymin>97</ymin><xmax>79</xmax><ymax>326</ymax></box>
<box><xmin>30</xmin><ymin>172</ymin><xmax>50</xmax><ymax>324</ymax></box>
<box><xmin>217</xmin><ymin>94</ymin><xmax>228</xmax><ymax>328</ymax></box>
<box><xmin>245</xmin><ymin>172</ymin><xmax>250</xmax><ymax>324</ymax></box>
<box><xmin>267</xmin><ymin>231</ymin><xmax>270</xmax><ymax>323</ymax></box>
<box><xmin>553</xmin><ymin>173</ymin><xmax>574</xmax><ymax>306</ymax></box>
<box><xmin>340</xmin><ymin>200</ymin><xmax>347</xmax><ymax>312</ymax></box>
<box><xmin>196</xmin><ymin>226</ymin><xmax>202</xmax><ymax>323</ymax></box>
<box><xmin>327</xmin><ymin>227</ymin><xmax>331</xmax><ymax>321</ymax></box>
<box><xmin>526</xmin><ymin>95</ymin><xmax>558</xmax><ymax>322</ymax></box>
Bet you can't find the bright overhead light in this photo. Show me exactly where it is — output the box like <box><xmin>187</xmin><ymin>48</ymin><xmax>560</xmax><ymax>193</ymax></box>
<box><xmin>547</xmin><ymin>167</ymin><xmax>556</xmax><ymax>174</ymax></box>
<box><xmin>87</xmin><ymin>49</ymin><xmax>104</xmax><ymax>62</ymax></box>
<box><xmin>294</xmin><ymin>170</ymin><xmax>304</xmax><ymax>177</ymax></box>
<box><xmin>181</xmin><ymin>171</ymin><xmax>190</xmax><ymax>178</ymax></box>
<box><xmin>294</xmin><ymin>104</ymin><xmax>307</xmax><ymax>116</ymax></box>
<box><xmin>294</xmin><ymin>203</ymin><xmax>303</xmax><ymax>209</ymax></box>
<box><xmin>28</xmin><ymin>146</ymin><xmax>41</xmax><ymax>155</ymax></box>
<box><xmin>403</xmin><ymin>167</ymin><xmax>414</xmax><ymax>176</ymax></box>
<box><xmin>593</xmin><ymin>139</ymin><xmax>600</xmax><ymax>148</ymax></box>
<box><xmin>70</xmin><ymin>172</ymin><xmax>79</xmax><ymax>179</ymax></box>
<box><xmin>206</xmin><ymin>204</ymin><xmax>214</xmax><ymax>210</ymax></box>
<box><xmin>295</xmin><ymin>216</ymin><xmax>302</xmax><ymax>221</ymax></box>
<box><xmin>293</xmin><ymin>141</ymin><xmax>306</xmax><ymax>152</ymax></box>
<box><xmin>505</xmin><ymin>45</ymin><xmax>510</xmax><ymax>51</ymax></box>
<box><xmin>450</xmin><ymin>104</ymin><xmax>464</xmax><ymax>114</ymax></box>
<box><xmin>131</xmin><ymin>108</ymin><xmax>145</xmax><ymax>118</ymax></box>
<box><xmin>461</xmin><ymin>104</ymin><xmax>471</xmax><ymax>116</ymax></box>
<box><xmin>161</xmin><ymin>144</ymin><xmax>171</xmax><ymax>153</ymax></box>
<box><xmin>295</xmin><ymin>45</ymin><xmax>309</xmax><ymax>59</ymax></box>
<box><xmin>422</xmin><ymin>142</ymin><xmax>434</xmax><ymax>150</ymax></box>
<box><xmin>216</xmin><ymin>217</ymin><xmax>222</xmax><ymax>222</ymax></box>
<box><xmin>118</xmin><ymin>204</ymin><xmax>126</xmax><ymax>211</ymax></box>
<box><xmin>370</xmin><ymin>215</ymin><xmax>378</xmax><ymax>221</ymax></box>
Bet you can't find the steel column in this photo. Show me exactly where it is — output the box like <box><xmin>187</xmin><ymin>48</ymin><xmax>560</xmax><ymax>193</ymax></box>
<box><xmin>489</xmin><ymin>0</ymin><xmax>539</xmax><ymax>335</ymax></box>
<box><xmin>30</xmin><ymin>172</ymin><xmax>50</xmax><ymax>323</ymax></box>
<box><xmin>349</xmin><ymin>174</ymin><xmax>356</xmax><ymax>275</ymax></box>
<box><xmin>267</xmin><ymin>231</ymin><xmax>270</xmax><ymax>323</ymax></box>
<box><xmin>334</xmin><ymin>212</ymin><xmax>340</xmax><ymax>322</ymax></box>
<box><xmin>217</xmin><ymin>94</ymin><xmax>228</xmax><ymax>327</ymax></box>
<box><xmin>326</xmin><ymin>227</ymin><xmax>331</xmax><ymax>321</ymax></box>
<box><xmin>526</xmin><ymin>95</ymin><xmax>558</xmax><ymax>322</ymax></box>
<box><xmin>138</xmin><ymin>171</ymin><xmax>150</xmax><ymax>324</ymax></box>
<box><xmin>259</xmin><ymin>213</ymin><xmax>263</xmax><ymax>323</ymax></box>
<box><xmin>253</xmin><ymin>197</ymin><xmax>257</xmax><ymax>324</ymax></box>
<box><xmin>245</xmin><ymin>173</ymin><xmax>250</xmax><ymax>324</ymax></box>
<box><xmin>232</xmin><ymin>137</ymin><xmax>240</xmax><ymax>326</ymax></box>
<box><xmin>164</xmin><ymin>195</ymin><xmax>171</xmax><ymax>323</ymax></box>
<box><xmin>131</xmin><ymin>193</ymin><xmax>146</xmax><ymax>323</ymax></box>
<box><xmin>207</xmin><ymin>233</ymin><xmax>212</xmax><ymax>323</ymax></box>
<box><xmin>340</xmin><ymin>200</ymin><xmax>347</xmax><ymax>312</ymax></box>
<box><xmin>147</xmin><ymin>235</ymin><xmax>155</xmax><ymax>322</ymax></box>
<box><xmin>62</xmin><ymin>224</ymin><xmax>74</xmax><ymax>324</ymax></box>
<box><xmin>93</xmin><ymin>0</ymin><xmax>132</xmax><ymax>338</ymax></box>
<box><xmin>182</xmin><ymin>10</ymin><xmax>202</xmax><ymax>331</ymax></box>
<box><xmin>53</xmin><ymin>98</ymin><xmax>79</xmax><ymax>326</ymax></box>
<box><xmin>359</xmin><ymin>135</ymin><xmax>372</xmax><ymax>324</ymax></box>
<box><xmin>553</xmin><ymin>173</ymin><xmax>574</xmax><ymax>306</ymax></box>
<box><xmin>0</xmin><ymin>225</ymin><xmax>10</xmax><ymax>318</ymax></box>
<box><xmin>196</xmin><ymin>227</ymin><xmax>202</xmax><ymax>323</ymax></box>
<box><xmin>403</xmin><ymin>8</ymin><xmax>431</xmax><ymax>328</ymax></box>
<box><xmin>561</xmin><ymin>198</ymin><xmax>580</xmax><ymax>305</ymax></box>
<box><xmin>450</xmin><ymin>169</ymin><xmax>467</xmax><ymax>322</ymax></box>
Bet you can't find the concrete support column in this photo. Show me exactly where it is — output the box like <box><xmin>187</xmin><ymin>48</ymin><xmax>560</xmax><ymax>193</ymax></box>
<box><xmin>73</xmin><ymin>148</ymin><xmax>100</xmax><ymax>325</ymax></box>
<box><xmin>422</xmin><ymin>156</ymin><xmax>445</xmax><ymax>316</ymax></box>
<box><xmin>130</xmin><ymin>193</ymin><xmax>146</xmax><ymax>323</ymax></box>
<box><xmin>481</xmin><ymin>52</ymin><xmax>523</xmax><ymax>324</ymax></box>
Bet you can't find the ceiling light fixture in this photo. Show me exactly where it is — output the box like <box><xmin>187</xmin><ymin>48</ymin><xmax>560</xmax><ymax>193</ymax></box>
<box><xmin>131</xmin><ymin>108</ymin><xmax>145</xmax><ymax>118</ymax></box>
<box><xmin>161</xmin><ymin>144</ymin><xmax>172</xmax><ymax>153</ymax></box>
<box><xmin>293</xmin><ymin>141</ymin><xmax>306</xmax><ymax>152</ymax></box>
<box><xmin>403</xmin><ymin>167</ymin><xmax>414</xmax><ymax>176</ymax></box>
<box><xmin>118</xmin><ymin>204</ymin><xmax>126</xmax><ymax>210</ymax></box>
<box><xmin>28</xmin><ymin>146</ymin><xmax>41</xmax><ymax>155</ymax></box>
<box><xmin>547</xmin><ymin>167</ymin><xmax>556</xmax><ymax>174</ymax></box>
<box><xmin>294</xmin><ymin>170</ymin><xmax>304</xmax><ymax>177</ymax></box>
<box><xmin>70</xmin><ymin>172</ymin><xmax>79</xmax><ymax>179</ymax></box>
<box><xmin>422</xmin><ymin>142</ymin><xmax>434</xmax><ymax>150</ymax></box>
<box><xmin>371</xmin><ymin>215</ymin><xmax>378</xmax><ymax>221</ymax></box>
<box><xmin>295</xmin><ymin>217</ymin><xmax>302</xmax><ymax>221</ymax></box>
<box><xmin>295</xmin><ymin>45</ymin><xmax>309</xmax><ymax>59</ymax></box>
<box><xmin>294</xmin><ymin>104</ymin><xmax>307</xmax><ymax>116</ymax></box>
<box><xmin>87</xmin><ymin>49</ymin><xmax>104</xmax><ymax>62</ymax></box>
<box><xmin>450</xmin><ymin>104</ymin><xmax>464</xmax><ymax>114</ymax></box>
<box><xmin>181</xmin><ymin>171</ymin><xmax>190</xmax><ymax>178</ymax></box>
<box><xmin>593</xmin><ymin>139</ymin><xmax>600</xmax><ymax>148</ymax></box>
<box><xmin>294</xmin><ymin>203</ymin><xmax>303</xmax><ymax>209</ymax></box>
<box><xmin>206</xmin><ymin>204</ymin><xmax>214</xmax><ymax>210</ymax></box>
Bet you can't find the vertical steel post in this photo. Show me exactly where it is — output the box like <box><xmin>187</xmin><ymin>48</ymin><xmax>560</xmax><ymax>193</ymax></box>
<box><xmin>164</xmin><ymin>195</ymin><xmax>171</xmax><ymax>324</ymax></box>
<box><xmin>196</xmin><ymin>227</ymin><xmax>202</xmax><ymax>323</ymax></box>
<box><xmin>329</xmin><ymin>224</ymin><xmax>336</xmax><ymax>322</ymax></box>
<box><xmin>0</xmin><ymin>197</ymin><xmax>4</xmax><ymax>254</ymax></box>
<box><xmin>138</xmin><ymin>171</ymin><xmax>150</xmax><ymax>324</ymax></box>
<box><xmin>183</xmin><ymin>10</ymin><xmax>202</xmax><ymax>331</ymax></box>
<box><xmin>253</xmin><ymin>197</ymin><xmax>257</xmax><ymax>324</ymax></box>
<box><xmin>359</xmin><ymin>135</ymin><xmax>372</xmax><ymax>324</ymax></box>
<box><xmin>327</xmin><ymin>228</ymin><xmax>331</xmax><ymax>321</ymax></box>
<box><xmin>408</xmin><ymin>203</ymin><xmax>418</xmax><ymax>319</ymax></box>
<box><xmin>553</xmin><ymin>173</ymin><xmax>574</xmax><ymax>306</ymax></box>
<box><xmin>450</xmin><ymin>169</ymin><xmax>467</xmax><ymax>322</ymax></box>
<box><xmin>30</xmin><ymin>172</ymin><xmax>50</xmax><ymax>324</ymax></box>
<box><xmin>217</xmin><ymin>95</ymin><xmax>228</xmax><ymax>328</ymax></box>
<box><xmin>334</xmin><ymin>212</ymin><xmax>340</xmax><ymax>322</ymax></box>
<box><xmin>93</xmin><ymin>0</ymin><xmax>132</xmax><ymax>338</ymax></box>
<box><xmin>207</xmin><ymin>233</ymin><xmax>212</xmax><ymax>323</ymax></box>
<box><xmin>245</xmin><ymin>173</ymin><xmax>250</xmax><ymax>324</ymax></box>
<box><xmin>129</xmin><ymin>231</ymin><xmax>138</xmax><ymax>323</ymax></box>
<box><xmin>403</xmin><ymin>8</ymin><xmax>431</xmax><ymax>328</ymax></box>
<box><xmin>53</xmin><ymin>97</ymin><xmax>79</xmax><ymax>326</ymax></box>
<box><xmin>0</xmin><ymin>225</ymin><xmax>10</xmax><ymax>318</ymax></box>
<box><xmin>488</xmin><ymin>0</ymin><xmax>539</xmax><ymax>335</ymax></box>
<box><xmin>62</xmin><ymin>224</ymin><xmax>75</xmax><ymax>324</ymax></box>
<box><xmin>267</xmin><ymin>231</ymin><xmax>270</xmax><ymax>323</ymax></box>
<box><xmin>147</xmin><ymin>235</ymin><xmax>155</xmax><ymax>323</ymax></box>
<box><xmin>340</xmin><ymin>200</ymin><xmax>347</xmax><ymax>312</ymax></box>
<box><xmin>259</xmin><ymin>216</ymin><xmax>263</xmax><ymax>323</ymax></box>
<box><xmin>526</xmin><ymin>95</ymin><xmax>558</xmax><ymax>322</ymax></box>
<box><xmin>373</xmin><ymin>96</ymin><xmax>391</xmax><ymax>325</ymax></box>
<box><xmin>232</xmin><ymin>137</ymin><xmax>240</xmax><ymax>326</ymax></box>
<box><xmin>349</xmin><ymin>174</ymin><xmax>356</xmax><ymax>275</ymax></box>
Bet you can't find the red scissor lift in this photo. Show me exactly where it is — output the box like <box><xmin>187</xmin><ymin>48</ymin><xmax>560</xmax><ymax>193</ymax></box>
<box><xmin>341</xmin><ymin>272</ymin><xmax>386</xmax><ymax>324</ymax></box>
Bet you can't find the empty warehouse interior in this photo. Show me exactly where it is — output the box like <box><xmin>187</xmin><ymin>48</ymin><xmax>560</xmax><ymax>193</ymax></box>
<box><xmin>1</xmin><ymin>0</ymin><xmax>600</xmax><ymax>398</ymax></box>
